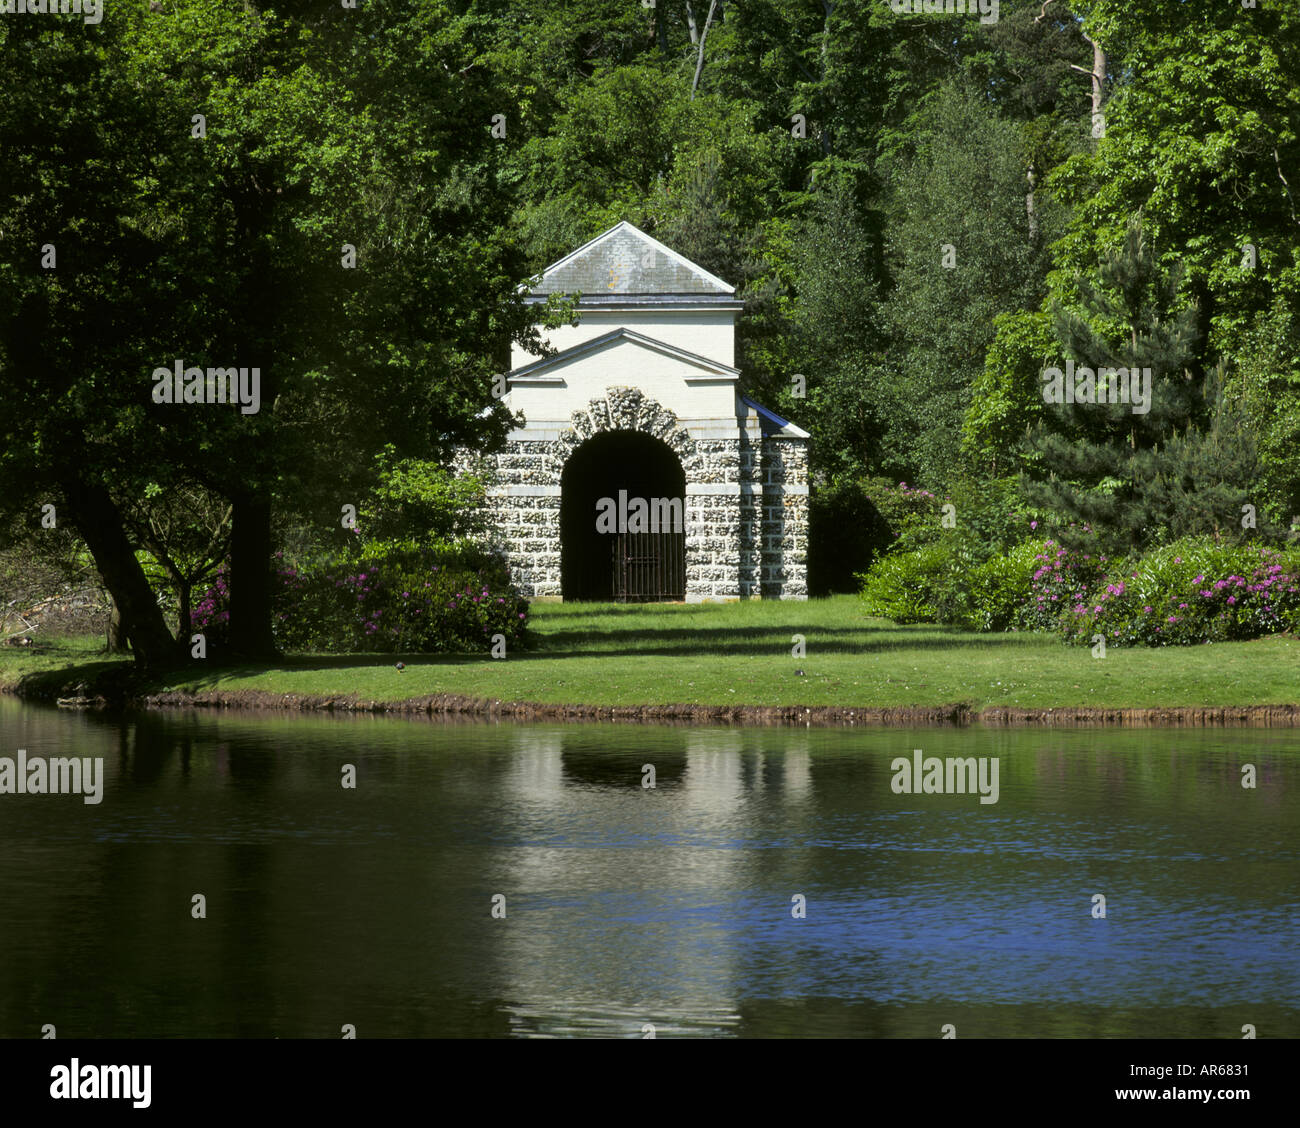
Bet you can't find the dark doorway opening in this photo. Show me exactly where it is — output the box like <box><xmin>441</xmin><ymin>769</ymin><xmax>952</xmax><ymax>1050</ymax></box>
<box><xmin>560</xmin><ymin>431</ymin><xmax>687</xmax><ymax>602</ymax></box>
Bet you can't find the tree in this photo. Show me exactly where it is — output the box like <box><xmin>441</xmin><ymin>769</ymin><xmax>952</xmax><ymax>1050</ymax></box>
<box><xmin>1022</xmin><ymin>220</ymin><xmax>1265</xmax><ymax>552</ymax></box>
<box><xmin>880</xmin><ymin>81</ymin><xmax>1057</xmax><ymax>486</ymax></box>
<box><xmin>1</xmin><ymin>2</ymin><xmax>540</xmax><ymax>664</ymax></box>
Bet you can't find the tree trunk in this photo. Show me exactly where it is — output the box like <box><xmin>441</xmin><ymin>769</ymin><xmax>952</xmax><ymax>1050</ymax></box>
<box><xmin>61</xmin><ymin>477</ymin><xmax>175</xmax><ymax>668</ymax></box>
<box><xmin>178</xmin><ymin>579</ymin><xmax>192</xmax><ymax>647</ymax></box>
<box><xmin>228</xmin><ymin>493</ymin><xmax>279</xmax><ymax>658</ymax></box>
<box><xmin>1026</xmin><ymin>166</ymin><xmax>1038</xmax><ymax>244</ymax></box>
<box><xmin>106</xmin><ymin>593</ymin><xmax>131</xmax><ymax>654</ymax></box>
<box><xmin>1085</xmin><ymin>34</ymin><xmax>1106</xmax><ymax>137</ymax></box>
<box><xmin>690</xmin><ymin>1</ymin><xmax>717</xmax><ymax>100</ymax></box>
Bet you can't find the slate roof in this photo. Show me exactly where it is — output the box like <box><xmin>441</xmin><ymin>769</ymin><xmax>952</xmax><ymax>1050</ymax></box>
<box><xmin>741</xmin><ymin>395</ymin><xmax>810</xmax><ymax>439</ymax></box>
<box><xmin>524</xmin><ymin>220</ymin><xmax>739</xmax><ymax>306</ymax></box>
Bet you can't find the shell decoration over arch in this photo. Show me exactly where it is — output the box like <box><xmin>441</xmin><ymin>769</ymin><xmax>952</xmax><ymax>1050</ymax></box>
<box><xmin>549</xmin><ymin>387</ymin><xmax>702</xmax><ymax>479</ymax></box>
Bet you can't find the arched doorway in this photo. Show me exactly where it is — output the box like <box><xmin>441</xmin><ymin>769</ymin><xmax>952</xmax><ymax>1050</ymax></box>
<box><xmin>560</xmin><ymin>430</ymin><xmax>687</xmax><ymax>601</ymax></box>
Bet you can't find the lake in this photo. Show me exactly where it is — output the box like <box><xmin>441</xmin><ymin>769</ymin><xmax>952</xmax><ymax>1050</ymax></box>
<box><xmin>1</xmin><ymin>696</ymin><xmax>1296</xmax><ymax>1038</ymax></box>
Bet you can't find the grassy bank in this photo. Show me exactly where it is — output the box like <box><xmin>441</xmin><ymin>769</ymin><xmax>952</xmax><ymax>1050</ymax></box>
<box><xmin>2</xmin><ymin>596</ymin><xmax>1297</xmax><ymax>713</ymax></box>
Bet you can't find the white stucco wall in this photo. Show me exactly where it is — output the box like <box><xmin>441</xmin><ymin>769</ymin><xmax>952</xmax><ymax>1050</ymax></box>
<box><xmin>510</xmin><ymin>309</ymin><xmax>736</xmax><ymax>373</ymax></box>
<box><xmin>507</xmin><ymin>333</ymin><xmax>736</xmax><ymax>421</ymax></box>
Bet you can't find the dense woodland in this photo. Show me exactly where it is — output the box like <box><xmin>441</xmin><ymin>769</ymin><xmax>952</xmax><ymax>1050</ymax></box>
<box><xmin>2</xmin><ymin>1</ymin><xmax>1298</xmax><ymax>663</ymax></box>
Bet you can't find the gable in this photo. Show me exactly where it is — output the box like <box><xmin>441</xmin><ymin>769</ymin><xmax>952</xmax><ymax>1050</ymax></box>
<box><xmin>511</xmin><ymin>328</ymin><xmax>738</xmax><ymax>383</ymax></box>
<box><xmin>506</xmin><ymin>328</ymin><xmax>738</xmax><ymax>421</ymax></box>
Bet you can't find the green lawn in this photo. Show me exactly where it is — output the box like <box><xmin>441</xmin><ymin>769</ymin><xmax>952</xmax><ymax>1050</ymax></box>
<box><xmin>4</xmin><ymin>596</ymin><xmax>1296</xmax><ymax>710</ymax></box>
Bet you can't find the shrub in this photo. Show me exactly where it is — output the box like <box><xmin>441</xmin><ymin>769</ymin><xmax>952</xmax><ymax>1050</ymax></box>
<box><xmin>865</xmin><ymin>477</ymin><xmax>944</xmax><ymax>552</ymax></box>
<box><xmin>1019</xmin><ymin>537</ymin><xmax>1111</xmax><ymax>632</ymax></box>
<box><xmin>858</xmin><ymin>536</ymin><xmax>1041</xmax><ymax>631</ymax></box>
<box><xmin>1061</xmin><ymin>538</ymin><xmax>1300</xmax><ymax>647</ymax></box>
<box><xmin>856</xmin><ymin>526</ymin><xmax>1300</xmax><ymax>646</ymax></box>
<box><xmin>856</xmin><ymin>542</ymin><xmax>948</xmax><ymax>623</ymax></box>
<box><xmin>967</xmin><ymin>539</ymin><xmax>1043</xmax><ymax>632</ymax></box>
<box><xmin>859</xmin><ymin>534</ymin><xmax>1104</xmax><ymax>633</ymax></box>
<box><xmin>192</xmin><ymin>543</ymin><xmax>529</xmax><ymax>654</ymax></box>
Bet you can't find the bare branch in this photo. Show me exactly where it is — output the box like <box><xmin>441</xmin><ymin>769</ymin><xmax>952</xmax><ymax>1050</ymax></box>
<box><xmin>1274</xmin><ymin>147</ymin><xmax>1300</xmax><ymax>228</ymax></box>
<box><xmin>690</xmin><ymin>0</ymin><xmax>718</xmax><ymax>101</ymax></box>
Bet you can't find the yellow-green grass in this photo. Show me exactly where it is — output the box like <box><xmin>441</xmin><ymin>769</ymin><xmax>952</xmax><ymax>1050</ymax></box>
<box><xmin>3</xmin><ymin>597</ymin><xmax>1296</xmax><ymax>710</ymax></box>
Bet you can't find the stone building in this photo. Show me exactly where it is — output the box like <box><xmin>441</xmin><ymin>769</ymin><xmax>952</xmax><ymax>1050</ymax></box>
<box><xmin>470</xmin><ymin>221</ymin><xmax>808</xmax><ymax>602</ymax></box>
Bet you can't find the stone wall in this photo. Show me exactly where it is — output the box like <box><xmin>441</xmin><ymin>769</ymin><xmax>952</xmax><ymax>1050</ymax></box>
<box><xmin>454</xmin><ymin>388</ymin><xmax>806</xmax><ymax>601</ymax></box>
<box><xmin>454</xmin><ymin>440</ymin><xmax>563</xmax><ymax>597</ymax></box>
<box><xmin>760</xmin><ymin>435</ymin><xmax>809</xmax><ymax>599</ymax></box>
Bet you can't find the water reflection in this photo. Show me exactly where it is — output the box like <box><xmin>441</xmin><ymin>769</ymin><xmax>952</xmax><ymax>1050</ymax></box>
<box><xmin>0</xmin><ymin>696</ymin><xmax>1296</xmax><ymax>1038</ymax></box>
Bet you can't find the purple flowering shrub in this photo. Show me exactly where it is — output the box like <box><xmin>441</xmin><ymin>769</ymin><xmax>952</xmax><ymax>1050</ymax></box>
<box><xmin>191</xmin><ymin>561</ymin><xmax>232</xmax><ymax>637</ymax></box>
<box><xmin>1060</xmin><ymin>539</ymin><xmax>1300</xmax><ymax>646</ymax></box>
<box><xmin>867</xmin><ymin>479</ymin><xmax>943</xmax><ymax>552</ymax></box>
<box><xmin>192</xmin><ymin>546</ymin><xmax>529</xmax><ymax>653</ymax></box>
<box><xmin>1018</xmin><ymin>538</ymin><xmax>1110</xmax><ymax>632</ymax></box>
<box><xmin>857</xmin><ymin>521</ymin><xmax>1300</xmax><ymax>646</ymax></box>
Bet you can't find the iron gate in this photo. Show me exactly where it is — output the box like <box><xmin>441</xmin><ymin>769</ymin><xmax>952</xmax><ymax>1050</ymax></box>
<box><xmin>611</xmin><ymin>529</ymin><xmax>685</xmax><ymax>602</ymax></box>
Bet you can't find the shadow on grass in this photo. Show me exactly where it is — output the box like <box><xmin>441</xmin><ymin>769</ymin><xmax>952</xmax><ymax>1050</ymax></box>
<box><xmin>6</xmin><ymin>617</ymin><xmax>1064</xmax><ymax>700</ymax></box>
<box><xmin>168</xmin><ymin>627</ymin><xmax>1060</xmax><ymax>686</ymax></box>
<box><xmin>12</xmin><ymin>659</ymin><xmax>140</xmax><ymax>701</ymax></box>
<box><xmin>530</xmin><ymin>624</ymin><xmax>1059</xmax><ymax>658</ymax></box>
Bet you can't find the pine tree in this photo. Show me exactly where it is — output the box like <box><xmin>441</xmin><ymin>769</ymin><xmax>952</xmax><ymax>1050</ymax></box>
<box><xmin>1022</xmin><ymin>220</ymin><xmax>1267</xmax><ymax>552</ymax></box>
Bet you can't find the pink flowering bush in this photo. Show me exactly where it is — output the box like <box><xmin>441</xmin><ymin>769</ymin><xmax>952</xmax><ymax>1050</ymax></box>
<box><xmin>191</xmin><ymin>562</ymin><xmax>232</xmax><ymax>636</ymax></box>
<box><xmin>1018</xmin><ymin>537</ymin><xmax>1110</xmax><ymax>632</ymax></box>
<box><xmin>866</xmin><ymin>479</ymin><xmax>944</xmax><ymax>553</ymax></box>
<box><xmin>856</xmin><ymin>522</ymin><xmax>1300</xmax><ymax>646</ymax></box>
<box><xmin>1060</xmin><ymin>539</ymin><xmax>1300</xmax><ymax>646</ymax></box>
<box><xmin>192</xmin><ymin>545</ymin><xmax>529</xmax><ymax>653</ymax></box>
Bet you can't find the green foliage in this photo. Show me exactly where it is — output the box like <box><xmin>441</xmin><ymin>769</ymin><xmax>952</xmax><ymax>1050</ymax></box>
<box><xmin>1061</xmin><ymin>539</ymin><xmax>1300</xmax><ymax>647</ymax></box>
<box><xmin>1043</xmin><ymin>0</ymin><xmax>1300</xmax><ymax>533</ymax></box>
<box><xmin>962</xmin><ymin>311</ymin><xmax>1056</xmax><ymax>476</ymax></box>
<box><xmin>969</xmin><ymin>539</ymin><xmax>1045</xmax><ymax>633</ymax></box>
<box><xmin>357</xmin><ymin>446</ymin><xmax>490</xmax><ymax>556</ymax></box>
<box><xmin>861</xmin><ymin>478</ymin><xmax>942</xmax><ymax>549</ymax></box>
<box><xmin>879</xmin><ymin>81</ymin><xmax>1057</xmax><ymax>485</ymax></box>
<box><xmin>857</xmin><ymin>536</ymin><xmax>1043</xmax><ymax>634</ymax></box>
<box><xmin>1224</xmin><ymin>278</ymin><xmax>1300</xmax><ymax>524</ymax></box>
<box><xmin>856</xmin><ymin>543</ymin><xmax>946</xmax><ymax>625</ymax></box>
<box><xmin>1023</xmin><ymin>220</ymin><xmax>1268</xmax><ymax>553</ymax></box>
<box><xmin>195</xmin><ymin>542</ymin><xmax>527</xmax><ymax>656</ymax></box>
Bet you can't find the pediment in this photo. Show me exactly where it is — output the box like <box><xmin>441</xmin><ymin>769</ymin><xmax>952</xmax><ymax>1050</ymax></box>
<box><xmin>509</xmin><ymin>328</ymin><xmax>739</xmax><ymax>385</ymax></box>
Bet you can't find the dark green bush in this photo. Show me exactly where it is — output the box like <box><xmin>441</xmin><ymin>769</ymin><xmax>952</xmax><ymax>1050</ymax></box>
<box><xmin>195</xmin><ymin>541</ymin><xmax>528</xmax><ymax>654</ymax></box>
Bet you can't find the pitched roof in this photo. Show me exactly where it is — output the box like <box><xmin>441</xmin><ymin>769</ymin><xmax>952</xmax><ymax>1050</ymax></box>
<box><xmin>741</xmin><ymin>395</ymin><xmax>810</xmax><ymax>439</ymax></box>
<box><xmin>524</xmin><ymin>220</ymin><xmax>736</xmax><ymax>303</ymax></box>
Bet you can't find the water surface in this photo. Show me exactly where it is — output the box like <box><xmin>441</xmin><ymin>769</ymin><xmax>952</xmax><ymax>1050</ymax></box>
<box><xmin>1</xmin><ymin>697</ymin><xmax>1295</xmax><ymax>1038</ymax></box>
